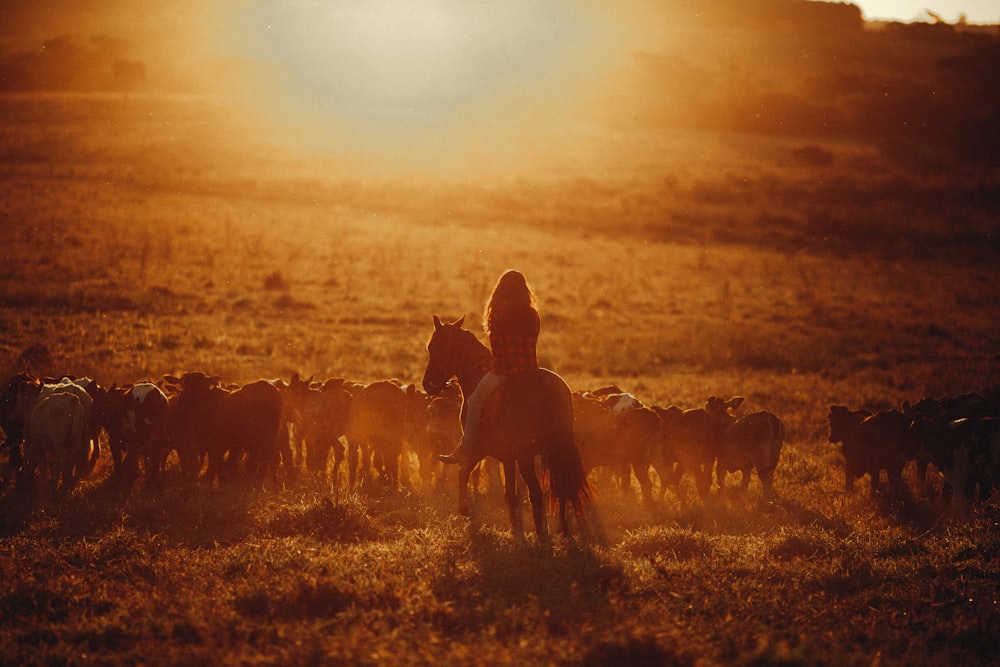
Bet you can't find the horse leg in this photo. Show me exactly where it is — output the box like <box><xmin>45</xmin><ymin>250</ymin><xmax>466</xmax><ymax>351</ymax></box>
<box><xmin>457</xmin><ymin>462</ymin><xmax>473</xmax><ymax>516</ymax></box>
<box><xmin>503</xmin><ymin>459</ymin><xmax>524</xmax><ymax>540</ymax></box>
<box><xmin>519</xmin><ymin>456</ymin><xmax>549</xmax><ymax>541</ymax></box>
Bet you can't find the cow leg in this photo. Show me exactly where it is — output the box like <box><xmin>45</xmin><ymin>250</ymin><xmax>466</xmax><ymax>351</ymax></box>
<box><xmin>177</xmin><ymin>443</ymin><xmax>198</xmax><ymax>479</ymax></box>
<box><xmin>696</xmin><ymin>464</ymin><xmax>712</xmax><ymax>497</ymax></box>
<box><xmin>56</xmin><ymin>440</ymin><xmax>77</xmax><ymax>491</ymax></box>
<box><xmin>887</xmin><ymin>465</ymin><xmax>907</xmax><ymax>497</ymax></box>
<box><xmin>18</xmin><ymin>447</ymin><xmax>39</xmax><ymax>496</ymax></box>
<box><xmin>617</xmin><ymin>464</ymin><xmax>631</xmax><ymax>496</ymax></box>
<box><xmin>916</xmin><ymin>458</ymin><xmax>929</xmax><ymax>483</ymax></box>
<box><xmin>347</xmin><ymin>441</ymin><xmax>361</xmax><ymax>491</ymax></box>
<box><xmin>276</xmin><ymin>433</ymin><xmax>294</xmax><ymax>479</ymax></box>
<box><xmin>308</xmin><ymin>439</ymin><xmax>327</xmax><ymax>477</ymax></box>
<box><xmin>949</xmin><ymin>443</ymin><xmax>972</xmax><ymax>514</ymax></box>
<box><xmin>5</xmin><ymin>439</ymin><xmax>22</xmax><ymax>473</ymax></box>
<box><xmin>634</xmin><ymin>463</ymin><xmax>653</xmax><ymax>503</ymax></box>
<box><xmin>110</xmin><ymin>436</ymin><xmax>124</xmax><ymax>478</ymax></box>
<box><xmin>83</xmin><ymin>433</ymin><xmax>100</xmax><ymax>477</ymax></box>
<box><xmin>655</xmin><ymin>461</ymin><xmax>681</xmax><ymax>500</ymax></box>
<box><xmin>865</xmin><ymin>469</ymin><xmax>876</xmax><ymax>496</ymax></box>
<box><xmin>519</xmin><ymin>456</ymin><xmax>548</xmax><ymax>541</ymax></box>
<box><xmin>758</xmin><ymin>465</ymin><xmax>776</xmax><ymax>495</ymax></box>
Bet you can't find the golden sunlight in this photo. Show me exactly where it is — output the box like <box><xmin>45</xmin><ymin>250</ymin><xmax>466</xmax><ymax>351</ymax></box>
<box><xmin>220</xmin><ymin>0</ymin><xmax>608</xmax><ymax>169</ymax></box>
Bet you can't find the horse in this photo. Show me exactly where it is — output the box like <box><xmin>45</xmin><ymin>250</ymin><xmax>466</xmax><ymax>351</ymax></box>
<box><xmin>421</xmin><ymin>315</ymin><xmax>591</xmax><ymax>539</ymax></box>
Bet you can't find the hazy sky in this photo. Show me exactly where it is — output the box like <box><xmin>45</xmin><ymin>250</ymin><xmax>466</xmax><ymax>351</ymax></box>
<box><xmin>0</xmin><ymin>1</ymin><xmax>995</xmax><ymax>172</ymax></box>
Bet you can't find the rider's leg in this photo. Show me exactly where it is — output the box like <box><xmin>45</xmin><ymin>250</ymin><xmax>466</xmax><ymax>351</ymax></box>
<box><xmin>439</xmin><ymin>372</ymin><xmax>505</xmax><ymax>464</ymax></box>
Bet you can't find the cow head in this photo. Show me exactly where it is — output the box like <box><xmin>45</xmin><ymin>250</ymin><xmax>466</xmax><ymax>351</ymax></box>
<box><xmin>828</xmin><ymin>405</ymin><xmax>870</xmax><ymax>443</ymax></box>
<box><xmin>706</xmin><ymin>396</ymin><xmax>744</xmax><ymax>422</ymax></box>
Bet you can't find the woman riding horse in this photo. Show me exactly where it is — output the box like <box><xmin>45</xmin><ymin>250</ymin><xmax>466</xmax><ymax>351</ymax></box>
<box><xmin>439</xmin><ymin>269</ymin><xmax>540</xmax><ymax>467</ymax></box>
<box><xmin>423</xmin><ymin>270</ymin><xmax>590</xmax><ymax>538</ymax></box>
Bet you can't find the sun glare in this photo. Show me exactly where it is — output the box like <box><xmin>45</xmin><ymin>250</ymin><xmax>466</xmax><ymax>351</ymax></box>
<box><xmin>221</xmin><ymin>0</ymin><xmax>606</xmax><ymax>170</ymax></box>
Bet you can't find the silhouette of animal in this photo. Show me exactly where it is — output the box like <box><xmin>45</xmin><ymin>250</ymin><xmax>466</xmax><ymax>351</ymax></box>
<box><xmin>422</xmin><ymin>315</ymin><xmax>590</xmax><ymax>539</ymax></box>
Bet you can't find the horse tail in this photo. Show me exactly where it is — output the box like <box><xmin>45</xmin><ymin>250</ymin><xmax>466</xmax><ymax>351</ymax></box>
<box><xmin>543</xmin><ymin>429</ymin><xmax>592</xmax><ymax>514</ymax></box>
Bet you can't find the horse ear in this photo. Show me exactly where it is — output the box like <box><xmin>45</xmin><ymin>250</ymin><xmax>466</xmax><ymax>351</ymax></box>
<box><xmin>454</xmin><ymin>315</ymin><xmax>465</xmax><ymax>328</ymax></box>
<box><xmin>433</xmin><ymin>315</ymin><xmax>443</xmax><ymax>331</ymax></box>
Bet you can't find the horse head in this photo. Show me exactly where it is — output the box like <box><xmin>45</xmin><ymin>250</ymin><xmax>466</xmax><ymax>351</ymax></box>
<box><xmin>423</xmin><ymin>315</ymin><xmax>488</xmax><ymax>396</ymax></box>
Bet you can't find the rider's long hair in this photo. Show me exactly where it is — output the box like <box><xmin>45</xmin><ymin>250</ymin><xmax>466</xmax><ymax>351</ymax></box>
<box><xmin>483</xmin><ymin>269</ymin><xmax>537</xmax><ymax>335</ymax></box>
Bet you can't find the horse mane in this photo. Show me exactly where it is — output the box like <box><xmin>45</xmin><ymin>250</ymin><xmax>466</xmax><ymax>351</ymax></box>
<box><xmin>432</xmin><ymin>317</ymin><xmax>492</xmax><ymax>362</ymax></box>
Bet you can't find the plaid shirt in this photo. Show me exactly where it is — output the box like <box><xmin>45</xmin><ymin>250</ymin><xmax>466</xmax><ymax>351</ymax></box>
<box><xmin>489</xmin><ymin>310</ymin><xmax>540</xmax><ymax>376</ymax></box>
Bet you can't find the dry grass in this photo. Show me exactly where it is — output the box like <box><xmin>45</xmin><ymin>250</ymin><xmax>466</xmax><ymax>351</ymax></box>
<box><xmin>1</xmin><ymin>93</ymin><xmax>999</xmax><ymax>666</ymax></box>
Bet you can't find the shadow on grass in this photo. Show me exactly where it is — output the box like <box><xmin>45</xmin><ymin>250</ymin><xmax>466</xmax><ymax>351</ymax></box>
<box><xmin>0</xmin><ymin>472</ymin><xmax>261</xmax><ymax>547</ymax></box>
<box><xmin>432</xmin><ymin>524</ymin><xmax>626</xmax><ymax>637</ymax></box>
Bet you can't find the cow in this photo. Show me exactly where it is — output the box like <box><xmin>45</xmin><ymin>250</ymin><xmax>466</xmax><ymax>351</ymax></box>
<box><xmin>18</xmin><ymin>385</ymin><xmax>90</xmax><ymax>494</ymax></box>
<box><xmin>87</xmin><ymin>382</ymin><xmax>128</xmax><ymax>475</ymax></box>
<box><xmin>268</xmin><ymin>377</ymin><xmax>301</xmax><ymax>475</ymax></box>
<box><xmin>908</xmin><ymin>394</ymin><xmax>997</xmax><ymax>485</ymax></box>
<box><xmin>286</xmin><ymin>375</ymin><xmax>353</xmax><ymax>485</ymax></box>
<box><xmin>89</xmin><ymin>381</ymin><xmax>169</xmax><ymax>485</ymax></box>
<box><xmin>654</xmin><ymin>403</ymin><xmax>726</xmax><ymax>498</ymax></box>
<box><xmin>403</xmin><ymin>383</ymin><xmax>448</xmax><ymax>487</ymax></box>
<box><xmin>5</xmin><ymin>374</ymin><xmax>100</xmax><ymax>488</ymax></box>
<box><xmin>612</xmin><ymin>404</ymin><xmax>663</xmax><ymax>502</ymax></box>
<box><xmin>1</xmin><ymin>372</ymin><xmax>36</xmax><ymax>478</ymax></box>
<box><xmin>573</xmin><ymin>391</ymin><xmax>621</xmax><ymax>490</ymax></box>
<box><xmin>909</xmin><ymin>394</ymin><xmax>1000</xmax><ymax>514</ymax></box>
<box><xmin>828</xmin><ymin>405</ymin><xmax>914</xmax><ymax>497</ymax></box>
<box><xmin>705</xmin><ymin>396</ymin><xmax>785</xmax><ymax>495</ymax></box>
<box><xmin>33</xmin><ymin>377</ymin><xmax>97</xmax><ymax>483</ymax></box>
<box><xmin>162</xmin><ymin>373</ymin><xmax>283</xmax><ymax>483</ymax></box>
<box><xmin>946</xmin><ymin>417</ymin><xmax>1000</xmax><ymax>510</ymax></box>
<box><xmin>348</xmin><ymin>380</ymin><xmax>410</xmax><ymax>491</ymax></box>
<box><xmin>572</xmin><ymin>390</ymin><xmax>664</xmax><ymax>502</ymax></box>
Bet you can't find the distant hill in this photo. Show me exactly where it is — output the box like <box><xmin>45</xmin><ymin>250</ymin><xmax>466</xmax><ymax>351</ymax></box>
<box><xmin>597</xmin><ymin>0</ymin><xmax>1000</xmax><ymax>166</ymax></box>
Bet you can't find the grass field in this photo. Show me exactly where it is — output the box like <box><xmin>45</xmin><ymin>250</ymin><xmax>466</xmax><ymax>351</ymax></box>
<box><xmin>1</xmin><ymin>93</ymin><xmax>999</xmax><ymax>666</ymax></box>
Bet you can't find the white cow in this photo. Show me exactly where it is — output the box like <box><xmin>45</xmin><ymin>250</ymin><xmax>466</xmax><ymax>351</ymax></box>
<box><xmin>21</xmin><ymin>390</ymin><xmax>90</xmax><ymax>491</ymax></box>
<box><xmin>40</xmin><ymin>378</ymin><xmax>97</xmax><ymax>477</ymax></box>
<box><xmin>14</xmin><ymin>377</ymin><xmax>96</xmax><ymax>491</ymax></box>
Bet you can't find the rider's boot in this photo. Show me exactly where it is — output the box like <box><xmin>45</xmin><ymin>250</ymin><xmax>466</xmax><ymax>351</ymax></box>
<box><xmin>439</xmin><ymin>440</ymin><xmax>474</xmax><ymax>465</ymax></box>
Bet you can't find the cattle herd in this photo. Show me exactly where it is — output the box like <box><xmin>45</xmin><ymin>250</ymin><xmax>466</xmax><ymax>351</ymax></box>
<box><xmin>0</xmin><ymin>371</ymin><xmax>997</xmax><ymax>518</ymax></box>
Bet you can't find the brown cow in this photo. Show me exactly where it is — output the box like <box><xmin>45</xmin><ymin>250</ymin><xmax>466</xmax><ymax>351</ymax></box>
<box><xmin>407</xmin><ymin>382</ymin><xmax>461</xmax><ymax>487</ymax></box>
<box><xmin>828</xmin><ymin>405</ymin><xmax>914</xmax><ymax>496</ymax></box>
<box><xmin>573</xmin><ymin>391</ymin><xmax>663</xmax><ymax>502</ymax></box>
<box><xmin>285</xmin><ymin>375</ymin><xmax>353</xmax><ymax>484</ymax></box>
<box><xmin>163</xmin><ymin>373</ymin><xmax>282</xmax><ymax>483</ymax></box>
<box><xmin>910</xmin><ymin>394</ymin><xmax>1000</xmax><ymax>513</ymax></box>
<box><xmin>348</xmin><ymin>380</ymin><xmax>410</xmax><ymax>491</ymax></box>
<box><xmin>706</xmin><ymin>396</ymin><xmax>785</xmax><ymax>495</ymax></box>
<box><xmin>1</xmin><ymin>372</ymin><xmax>37</xmax><ymax>478</ymax></box>
<box><xmin>654</xmin><ymin>403</ymin><xmax>725</xmax><ymax>498</ymax></box>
